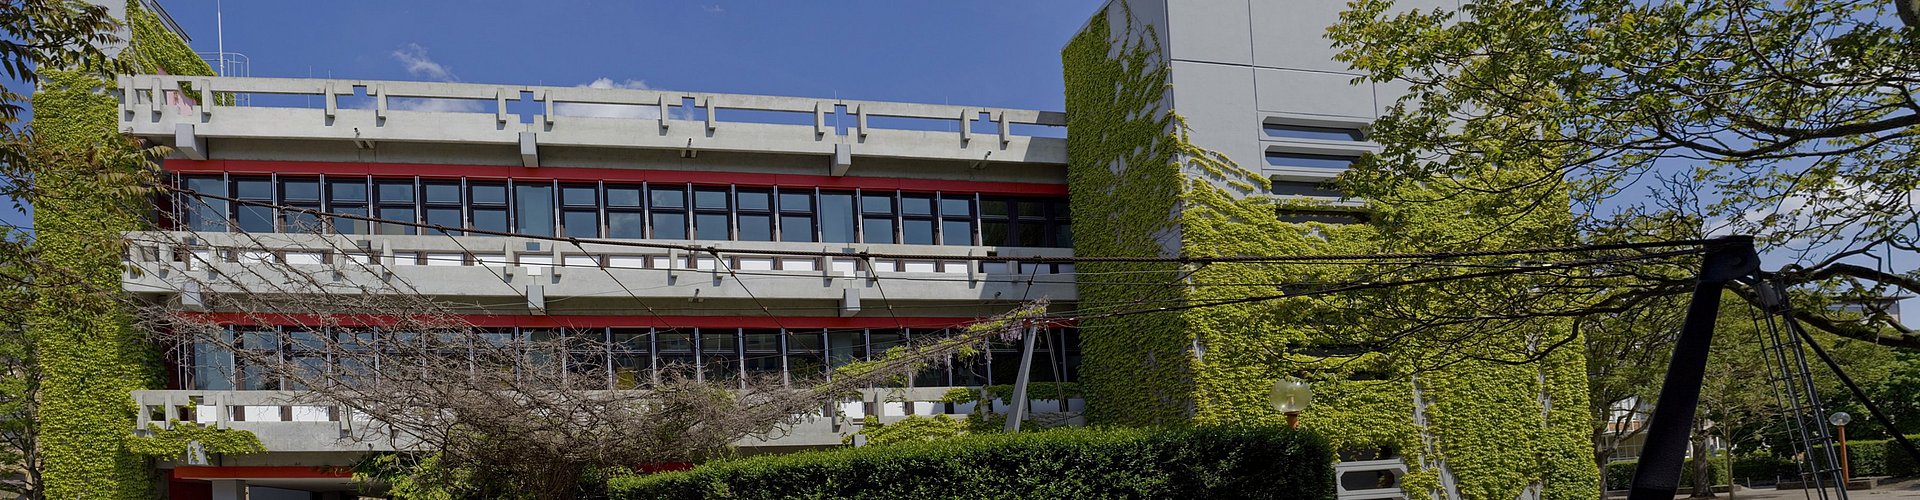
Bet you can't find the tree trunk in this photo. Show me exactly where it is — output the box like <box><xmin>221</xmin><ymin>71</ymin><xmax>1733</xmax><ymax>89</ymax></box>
<box><xmin>1691</xmin><ymin>418</ymin><xmax>1715</xmax><ymax>498</ymax></box>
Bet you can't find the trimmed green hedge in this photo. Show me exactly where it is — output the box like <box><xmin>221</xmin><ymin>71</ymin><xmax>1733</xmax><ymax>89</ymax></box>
<box><xmin>1605</xmin><ymin>455</ymin><xmax>1796</xmax><ymax>489</ymax></box>
<box><xmin>1819</xmin><ymin>434</ymin><xmax>1920</xmax><ymax>478</ymax></box>
<box><xmin>609</xmin><ymin>426</ymin><xmax>1333</xmax><ymax>499</ymax></box>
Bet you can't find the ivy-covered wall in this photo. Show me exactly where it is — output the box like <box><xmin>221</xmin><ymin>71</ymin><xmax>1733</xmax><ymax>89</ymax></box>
<box><xmin>1062</xmin><ymin>4</ymin><xmax>1597</xmax><ymax>500</ymax></box>
<box><xmin>29</xmin><ymin>2</ymin><xmax>216</xmax><ymax>498</ymax></box>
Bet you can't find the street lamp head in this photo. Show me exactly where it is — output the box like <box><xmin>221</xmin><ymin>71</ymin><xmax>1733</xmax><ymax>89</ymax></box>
<box><xmin>1270</xmin><ymin>379</ymin><xmax>1313</xmax><ymax>414</ymax></box>
<box><xmin>1829</xmin><ymin>412</ymin><xmax>1851</xmax><ymax>427</ymax></box>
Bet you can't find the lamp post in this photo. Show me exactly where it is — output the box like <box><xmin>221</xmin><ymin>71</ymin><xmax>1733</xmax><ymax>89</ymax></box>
<box><xmin>1270</xmin><ymin>379</ymin><xmax>1313</xmax><ymax>429</ymax></box>
<box><xmin>1830</xmin><ymin>412</ymin><xmax>1852</xmax><ymax>485</ymax></box>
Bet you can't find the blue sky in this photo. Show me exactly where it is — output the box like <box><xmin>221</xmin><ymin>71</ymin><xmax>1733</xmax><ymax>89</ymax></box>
<box><xmin>156</xmin><ymin>1</ymin><xmax>1105</xmax><ymax>110</ymax></box>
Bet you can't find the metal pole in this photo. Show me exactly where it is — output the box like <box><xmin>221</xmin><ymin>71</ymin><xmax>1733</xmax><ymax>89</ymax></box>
<box><xmin>1837</xmin><ymin>424</ymin><xmax>1849</xmax><ymax>485</ymax></box>
<box><xmin>1628</xmin><ymin>236</ymin><xmax>1760</xmax><ymax>500</ymax></box>
<box><xmin>1004</xmin><ymin>323</ymin><xmax>1039</xmax><ymax>432</ymax></box>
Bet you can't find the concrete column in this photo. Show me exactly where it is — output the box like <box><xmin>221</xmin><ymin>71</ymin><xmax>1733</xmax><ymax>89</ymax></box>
<box><xmin>210</xmin><ymin>479</ymin><xmax>247</xmax><ymax>500</ymax></box>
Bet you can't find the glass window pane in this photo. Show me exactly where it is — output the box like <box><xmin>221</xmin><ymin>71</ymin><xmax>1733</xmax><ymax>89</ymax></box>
<box><xmin>738</xmin><ymin>215</ymin><xmax>772</xmax><ymax>241</ymax></box>
<box><xmin>737</xmin><ymin>190</ymin><xmax>770</xmax><ymax>212</ymax></box>
<box><xmin>786</xmin><ymin>331</ymin><xmax>823</xmax><ymax>351</ymax></box>
<box><xmin>1052</xmin><ymin>201</ymin><xmax>1072</xmax><ymax>219</ymax></box>
<box><xmin>611</xmin><ymin>330</ymin><xmax>648</xmax><ymax>351</ymax></box>
<box><xmin>863</xmin><ymin>217</ymin><xmax>895</xmax><ymax>244</ymax></box>
<box><xmin>333</xmin><ymin>206</ymin><xmax>369</xmax><ymax>234</ymax></box>
<box><xmin>563</xmin><ymin>210</ymin><xmax>598</xmax><ymax>238</ymax></box>
<box><xmin>780</xmin><ymin>215</ymin><xmax>814</xmax><ymax>242</ymax></box>
<box><xmin>827</xmin><ymin>331</ymin><xmax>864</xmax><ymax>367</ymax></box>
<box><xmin>941</xmin><ymin>220</ymin><xmax>973</xmax><ymax>246</ymax></box>
<box><xmin>940</xmin><ymin>197</ymin><xmax>971</xmax><ymax>217</ymax></box>
<box><xmin>472</xmin><ymin>208</ymin><xmax>508</xmax><ymax>234</ymax></box>
<box><xmin>378</xmin><ymin>181</ymin><xmax>414</xmax><ymax>204</ymax></box>
<box><xmin>608</xmin><ymin>212</ymin><xmax>644</xmax><ymax>239</ymax></box>
<box><xmin>423</xmin><ymin>182</ymin><xmax>461</xmax><ymax>203</ymax></box>
<box><xmin>651</xmin><ymin>186</ymin><xmax>685</xmax><ymax>209</ymax></box>
<box><xmin>425</xmin><ymin>207</ymin><xmax>462</xmax><ymax>235</ymax></box>
<box><xmin>903</xmin><ymin>219</ymin><xmax>934</xmax><ymax>245</ymax></box>
<box><xmin>652</xmin><ymin>212</ymin><xmax>687</xmax><ymax>239</ymax></box>
<box><xmin>982</xmin><ymin>221</ymin><xmax>1009</xmax><ymax>246</ymax></box>
<box><xmin>470</xmin><ymin>184</ymin><xmax>506</xmax><ymax>205</ymax></box>
<box><xmin>980</xmin><ymin>199</ymin><xmax>1009</xmax><ymax>217</ymax></box>
<box><xmin>606</xmin><ymin>186</ymin><xmax>642</xmax><ymax>207</ymax></box>
<box><xmin>901</xmin><ymin>195</ymin><xmax>933</xmax><ymax>216</ymax></box>
<box><xmin>562</xmin><ymin>185</ymin><xmax>597</xmax><ymax>206</ymax></box>
<box><xmin>1265</xmin><ymin>152</ymin><xmax>1359</xmax><ymax>170</ymax></box>
<box><xmin>284</xmin><ymin>211</ymin><xmax>323</xmax><ymax>234</ymax></box>
<box><xmin>234</xmin><ymin>179</ymin><xmax>272</xmax><ymax>200</ymax></box>
<box><xmin>1017</xmin><ymin>201</ymin><xmax>1046</xmax><ymax>218</ymax></box>
<box><xmin>656</xmin><ymin>333</ymin><xmax>693</xmax><ymax>352</ymax></box>
<box><xmin>236</xmin><ymin>206</ymin><xmax>274</xmax><ymax>233</ymax></box>
<box><xmin>701</xmin><ymin>332</ymin><xmax>738</xmax><ymax>353</ymax></box>
<box><xmin>613</xmin><ymin>355</ymin><xmax>649</xmax><ymax>389</ymax></box>
<box><xmin>283</xmin><ymin>178</ymin><xmax>320</xmax><ymax>201</ymax></box>
<box><xmin>869</xmin><ymin>331</ymin><xmax>904</xmax><ymax>357</ymax></box>
<box><xmin>743</xmin><ymin>331</ymin><xmax>780</xmax><ymax>353</ymax></box>
<box><xmin>694</xmin><ymin>213</ymin><xmax>729</xmax><ymax>240</ymax></box>
<box><xmin>778</xmin><ymin>191</ymin><xmax>811</xmax><ymax>212</ymax></box>
<box><xmin>1016</xmin><ymin>223</ymin><xmax>1044</xmax><ymax>246</ymax></box>
<box><xmin>694</xmin><ymin>189</ymin><xmax>729</xmax><ymax>210</ymax></box>
<box><xmin>329</xmin><ymin>180</ymin><xmax>367</xmax><ymax>203</ymax></box>
<box><xmin>515</xmin><ymin>184</ymin><xmax>555</xmax><ymax>237</ymax></box>
<box><xmin>861</xmin><ymin>194</ymin><xmax>894</xmax><ymax>214</ymax></box>
<box><xmin>820</xmin><ymin>193</ymin><xmax>855</xmax><ymax>243</ymax></box>
<box><xmin>1055</xmin><ymin>224</ymin><xmax>1074</xmax><ymax>248</ymax></box>
<box><xmin>378</xmin><ymin>207</ymin><xmax>416</xmax><ymax>235</ymax></box>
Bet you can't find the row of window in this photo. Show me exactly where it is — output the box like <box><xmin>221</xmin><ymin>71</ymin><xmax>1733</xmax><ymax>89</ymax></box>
<box><xmin>173</xmin><ymin>175</ymin><xmax>1074</xmax><ymax>248</ymax></box>
<box><xmin>180</xmin><ymin>326</ymin><xmax>1081</xmax><ymax>391</ymax></box>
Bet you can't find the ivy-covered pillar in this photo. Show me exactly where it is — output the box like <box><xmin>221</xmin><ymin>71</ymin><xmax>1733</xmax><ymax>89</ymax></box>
<box><xmin>27</xmin><ymin>2</ymin><xmax>216</xmax><ymax>497</ymax></box>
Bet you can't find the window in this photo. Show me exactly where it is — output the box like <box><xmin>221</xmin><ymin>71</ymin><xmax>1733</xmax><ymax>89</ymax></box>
<box><xmin>861</xmin><ymin>193</ymin><xmax>896</xmax><ymax>244</ymax></box>
<box><xmin>375</xmin><ymin>179</ymin><xmax>417</xmax><ymax>235</ymax></box>
<box><xmin>1266</xmin><ymin>151</ymin><xmax>1360</xmax><ymax>170</ymax></box>
<box><xmin>939</xmin><ymin>195</ymin><xmax>973</xmax><ymax>246</ymax></box>
<box><xmin>281</xmin><ymin>177</ymin><xmax>323</xmax><ymax>233</ymax></box>
<box><xmin>469</xmin><ymin>182</ymin><xmax>508</xmax><ymax>235</ymax></box>
<box><xmin>182</xmin><ymin>176</ymin><xmax>228</xmax><ymax>232</ymax></box>
<box><xmin>656</xmin><ymin>331</ymin><xmax>695</xmax><ymax>381</ymax></box>
<box><xmin>1277</xmin><ymin>209</ymin><xmax>1368</xmax><ymax>225</ymax></box>
<box><xmin>778</xmin><ymin>190</ymin><xmax>815</xmax><ymax>242</ymax></box>
<box><xmin>237</xmin><ymin>327</ymin><xmax>281</xmax><ymax>390</ymax></box>
<box><xmin>785</xmin><ymin>329</ymin><xmax>824</xmax><ymax>381</ymax></box>
<box><xmin>743</xmin><ymin>330</ymin><xmax>782</xmax><ymax>382</ymax></box>
<box><xmin>693</xmin><ymin>187</ymin><xmax>731</xmax><ymax>241</ymax></box>
<box><xmin>191</xmin><ymin>328</ymin><xmax>235</xmax><ymax>390</ymax></box>
<box><xmin>328</xmin><ymin>179</ymin><xmax>369</xmax><ymax>234</ymax></box>
<box><xmin>700</xmin><ymin>329</ymin><xmax>740</xmax><ymax>384</ymax></box>
<box><xmin>827</xmin><ymin>330</ymin><xmax>864</xmax><ymax>370</ymax></box>
<box><xmin>561</xmin><ymin>184</ymin><xmax>599</xmax><ymax>238</ymax></box>
<box><xmin>868</xmin><ymin>330</ymin><xmax>905</xmax><ymax>387</ymax></box>
<box><xmin>606</xmin><ymin>185</ymin><xmax>644</xmax><ymax>239</ymax></box>
<box><xmin>1262</xmin><ymin>123</ymin><xmax>1367</xmax><ymax>141</ymax></box>
<box><xmin>820</xmin><ymin>191</ymin><xmax>856</xmax><ymax>243</ymax></box>
<box><xmin>1270</xmin><ymin>178</ymin><xmax>1344</xmax><ymax>198</ymax></box>
<box><xmin>515</xmin><ymin>182</ymin><xmax>555</xmax><ymax>237</ymax></box>
<box><xmin>232</xmin><ymin>177</ymin><xmax>275</xmax><ymax>233</ymax></box>
<box><xmin>736</xmin><ymin>190</ymin><xmax>772</xmax><ymax>241</ymax></box>
<box><xmin>901</xmin><ymin>194</ymin><xmax>935</xmax><ymax>245</ymax></box>
<box><xmin>650</xmin><ymin>185</ymin><xmax>687</xmax><ymax>240</ymax></box>
<box><xmin>611</xmin><ymin>329</ymin><xmax>650</xmax><ymax>389</ymax></box>
<box><xmin>422</xmin><ymin>181</ymin><xmax>463</xmax><ymax>235</ymax></box>
<box><xmin>980</xmin><ymin>197</ymin><xmax>1068</xmax><ymax>248</ymax></box>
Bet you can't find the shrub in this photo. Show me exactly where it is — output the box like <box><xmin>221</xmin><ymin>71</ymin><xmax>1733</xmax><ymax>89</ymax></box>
<box><xmin>609</xmin><ymin>426</ymin><xmax>1333</xmax><ymax>500</ymax></box>
<box><xmin>1606</xmin><ymin>455</ymin><xmax>1795</xmax><ymax>489</ymax></box>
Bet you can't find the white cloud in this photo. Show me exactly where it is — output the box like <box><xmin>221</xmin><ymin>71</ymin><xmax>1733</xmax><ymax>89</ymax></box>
<box><xmin>702</xmin><ymin>4</ymin><xmax>725</xmax><ymax>13</ymax></box>
<box><xmin>392</xmin><ymin>43</ymin><xmax>457</xmax><ymax>82</ymax></box>
<box><xmin>389</xmin><ymin>97</ymin><xmax>486</xmax><ymax>113</ymax></box>
<box><xmin>553</xmin><ymin>78</ymin><xmax>661</xmax><ymax>119</ymax></box>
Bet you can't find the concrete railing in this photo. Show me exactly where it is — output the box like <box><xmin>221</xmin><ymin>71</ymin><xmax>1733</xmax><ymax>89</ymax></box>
<box><xmin>117</xmin><ymin>75</ymin><xmax>1068</xmax><ymax>166</ymax></box>
<box><xmin>133</xmin><ymin>388</ymin><xmax>1084</xmax><ymax>452</ymax></box>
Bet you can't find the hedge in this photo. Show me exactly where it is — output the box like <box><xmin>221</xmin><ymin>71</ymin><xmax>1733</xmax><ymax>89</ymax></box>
<box><xmin>1816</xmin><ymin>434</ymin><xmax>1920</xmax><ymax>478</ymax></box>
<box><xmin>609</xmin><ymin>426</ymin><xmax>1334</xmax><ymax>500</ymax></box>
<box><xmin>1605</xmin><ymin>455</ymin><xmax>1798</xmax><ymax>489</ymax></box>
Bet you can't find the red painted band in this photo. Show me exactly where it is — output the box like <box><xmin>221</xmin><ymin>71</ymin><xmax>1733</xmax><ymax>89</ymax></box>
<box><xmin>175</xmin><ymin>312</ymin><xmax>1003</xmax><ymax>330</ymax></box>
<box><xmin>172</xmin><ymin>466</ymin><xmax>352</xmax><ymax>480</ymax></box>
<box><xmin>163</xmin><ymin>159</ymin><xmax>1069</xmax><ymax>196</ymax></box>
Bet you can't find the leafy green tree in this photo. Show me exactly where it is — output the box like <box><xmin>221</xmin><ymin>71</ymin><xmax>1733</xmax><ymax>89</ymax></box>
<box><xmin>1331</xmin><ymin>0</ymin><xmax>1920</xmax><ymax>349</ymax></box>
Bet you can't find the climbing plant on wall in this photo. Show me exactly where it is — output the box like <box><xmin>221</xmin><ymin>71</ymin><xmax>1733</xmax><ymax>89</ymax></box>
<box><xmin>27</xmin><ymin>2</ymin><xmax>221</xmax><ymax>498</ymax></box>
<box><xmin>1062</xmin><ymin>5</ymin><xmax>1597</xmax><ymax>500</ymax></box>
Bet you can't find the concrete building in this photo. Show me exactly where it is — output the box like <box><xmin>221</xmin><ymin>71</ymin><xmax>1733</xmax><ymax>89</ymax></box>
<box><xmin>82</xmin><ymin>0</ymin><xmax>1490</xmax><ymax>499</ymax></box>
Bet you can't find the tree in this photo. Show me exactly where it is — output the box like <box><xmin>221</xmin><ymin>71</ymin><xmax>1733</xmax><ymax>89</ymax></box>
<box><xmin>1330</xmin><ymin>0</ymin><xmax>1920</xmax><ymax>349</ymax></box>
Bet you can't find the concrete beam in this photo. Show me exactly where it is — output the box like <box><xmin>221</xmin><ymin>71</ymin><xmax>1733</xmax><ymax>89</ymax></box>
<box><xmin>840</xmin><ymin>288</ymin><xmax>861</xmax><ymax>317</ymax></box>
<box><xmin>175</xmin><ymin>123</ymin><xmax>207</xmax><ymax>160</ymax></box>
<box><xmin>831</xmin><ymin>143</ymin><xmax>852</xmax><ymax>176</ymax></box>
<box><xmin>519</xmin><ymin>131</ymin><xmax>538</xmax><ymax>168</ymax></box>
